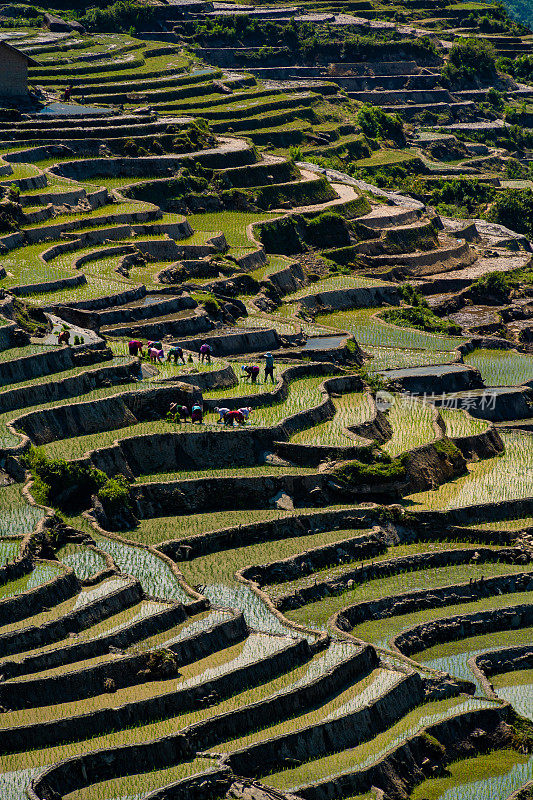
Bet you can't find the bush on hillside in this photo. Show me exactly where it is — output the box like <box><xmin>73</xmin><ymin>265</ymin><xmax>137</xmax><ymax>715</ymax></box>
<box><xmin>487</xmin><ymin>188</ymin><xmax>533</xmax><ymax>237</ymax></box>
<box><xmin>356</xmin><ymin>104</ymin><xmax>405</xmax><ymax>145</ymax></box>
<box><xmin>259</xmin><ymin>216</ymin><xmax>304</xmax><ymax>254</ymax></box>
<box><xmin>333</xmin><ymin>453</ymin><xmax>407</xmax><ymax>486</ymax></box>
<box><xmin>470</xmin><ymin>270</ymin><xmax>511</xmax><ymax>302</ymax></box>
<box><xmin>429</xmin><ymin>178</ymin><xmax>496</xmax><ymax>215</ymax></box>
<box><xmin>498</xmin><ymin>53</ymin><xmax>533</xmax><ymax>82</ymax></box>
<box><xmin>23</xmin><ymin>447</ymin><xmax>132</xmax><ymax>514</ymax></box>
<box><xmin>443</xmin><ymin>37</ymin><xmax>496</xmax><ymax>86</ymax></box>
<box><xmin>81</xmin><ymin>1</ymin><xmax>155</xmax><ymax>32</ymax></box>
<box><xmin>303</xmin><ymin>212</ymin><xmax>351</xmax><ymax>249</ymax></box>
<box><xmin>382</xmin><ymin>306</ymin><xmax>461</xmax><ymax>335</ymax></box>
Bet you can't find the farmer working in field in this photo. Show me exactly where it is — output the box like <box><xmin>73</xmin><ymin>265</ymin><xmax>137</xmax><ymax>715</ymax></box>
<box><xmin>263</xmin><ymin>352</ymin><xmax>275</xmax><ymax>383</ymax></box>
<box><xmin>149</xmin><ymin>347</ymin><xmax>164</xmax><ymax>364</ymax></box>
<box><xmin>191</xmin><ymin>404</ymin><xmax>203</xmax><ymax>424</ymax></box>
<box><xmin>167</xmin><ymin>346</ymin><xmax>185</xmax><ymax>364</ymax></box>
<box><xmin>241</xmin><ymin>364</ymin><xmax>260</xmax><ymax>384</ymax></box>
<box><xmin>199</xmin><ymin>343</ymin><xmax>212</xmax><ymax>364</ymax></box>
<box><xmin>224</xmin><ymin>409</ymin><xmax>246</xmax><ymax>426</ymax></box>
<box><xmin>128</xmin><ymin>339</ymin><xmax>143</xmax><ymax>357</ymax></box>
<box><xmin>215</xmin><ymin>407</ymin><xmax>230</xmax><ymax>423</ymax></box>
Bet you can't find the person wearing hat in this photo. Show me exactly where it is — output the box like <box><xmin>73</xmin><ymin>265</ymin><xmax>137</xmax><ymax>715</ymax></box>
<box><xmin>264</xmin><ymin>352</ymin><xmax>275</xmax><ymax>383</ymax></box>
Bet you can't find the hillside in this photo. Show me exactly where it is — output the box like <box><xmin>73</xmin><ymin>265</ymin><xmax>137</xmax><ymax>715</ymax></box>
<box><xmin>0</xmin><ymin>2</ymin><xmax>531</xmax><ymax>800</ymax></box>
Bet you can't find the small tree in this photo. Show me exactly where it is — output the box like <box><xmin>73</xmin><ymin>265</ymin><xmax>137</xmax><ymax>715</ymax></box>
<box><xmin>443</xmin><ymin>37</ymin><xmax>496</xmax><ymax>85</ymax></box>
<box><xmin>488</xmin><ymin>188</ymin><xmax>533</xmax><ymax>237</ymax></box>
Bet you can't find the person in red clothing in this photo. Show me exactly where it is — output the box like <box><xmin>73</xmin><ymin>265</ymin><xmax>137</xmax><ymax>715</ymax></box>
<box><xmin>128</xmin><ymin>339</ymin><xmax>143</xmax><ymax>357</ymax></box>
<box><xmin>57</xmin><ymin>329</ymin><xmax>70</xmax><ymax>345</ymax></box>
<box><xmin>241</xmin><ymin>365</ymin><xmax>260</xmax><ymax>384</ymax></box>
<box><xmin>224</xmin><ymin>410</ymin><xmax>245</xmax><ymax>426</ymax></box>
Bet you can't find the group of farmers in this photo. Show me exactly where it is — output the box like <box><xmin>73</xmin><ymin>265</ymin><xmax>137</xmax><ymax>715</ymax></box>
<box><xmin>128</xmin><ymin>339</ymin><xmax>219</xmax><ymax>365</ymax></box>
<box><xmin>128</xmin><ymin>339</ymin><xmax>210</xmax><ymax>365</ymax></box>
<box><xmin>128</xmin><ymin>338</ymin><xmax>277</xmax><ymax>426</ymax></box>
<box><xmin>127</xmin><ymin>339</ymin><xmax>276</xmax><ymax>385</ymax></box>
<box><xmin>168</xmin><ymin>404</ymin><xmax>255</xmax><ymax>426</ymax></box>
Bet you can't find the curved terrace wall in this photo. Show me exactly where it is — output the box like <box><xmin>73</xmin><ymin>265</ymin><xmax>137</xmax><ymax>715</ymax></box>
<box><xmin>13</xmin><ymin>383</ymin><xmax>202</xmax><ymax>446</ymax></box>
<box><xmin>0</xmin><ymin>561</ymin><xmax>79</xmax><ymax>627</ymax></box>
<box><xmin>274</xmin><ymin>546</ymin><xmax>526</xmax><ymax>613</ymax></box>
<box><xmin>0</xmin><ymin>576</ymin><xmax>142</xmax><ymax>663</ymax></box>
<box><xmin>158</xmin><ymin>507</ymin><xmax>382</xmax><ymax>561</ymax></box>
<box><xmin>393</xmin><ymin>601</ymin><xmax>533</xmax><ymax>657</ymax></box>
<box><xmin>296</xmin><ymin>705</ymin><xmax>510</xmax><ymax>800</ymax></box>
<box><xmin>0</xmin><ymin>357</ymin><xmax>137</xmax><ymax>416</ymax></box>
<box><xmin>13</xmin><ymin>621</ymin><xmax>306</xmax><ymax>758</ymax></box>
<box><xmin>333</xmin><ymin>571</ymin><xmax>533</xmax><ymax>633</ymax></box>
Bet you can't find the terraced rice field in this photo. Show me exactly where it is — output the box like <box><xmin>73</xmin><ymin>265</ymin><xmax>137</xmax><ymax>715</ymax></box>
<box><xmin>290</xmin><ymin>390</ymin><xmax>373</xmax><ymax>446</ymax></box>
<box><xmin>284</xmin><ymin>561</ymin><xmax>529</xmax><ymax>630</ymax></box>
<box><xmin>492</xmin><ymin>670</ymin><xmax>533</xmax><ymax>720</ymax></box>
<box><xmin>464</xmin><ymin>349</ymin><xmax>533</xmax><ymax>387</ymax></box>
<box><xmin>382</xmin><ymin>394</ymin><xmax>438</xmax><ymax>456</ymax></box>
<box><xmin>1</xmin><ymin>18</ymin><xmax>533</xmax><ymax>800</ymax></box>
<box><xmin>318</xmin><ymin>308</ymin><xmax>465</xmax><ymax>352</ymax></box>
<box><xmin>406</xmin><ymin>431</ymin><xmax>533</xmax><ymax>510</ymax></box>
<box><xmin>439</xmin><ymin>407</ymin><xmax>490</xmax><ymax>437</ymax></box>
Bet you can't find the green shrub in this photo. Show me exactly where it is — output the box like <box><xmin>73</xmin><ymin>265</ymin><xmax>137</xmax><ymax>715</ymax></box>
<box><xmin>356</xmin><ymin>104</ymin><xmax>404</xmax><ymax>145</ymax></box>
<box><xmin>0</xmin><ymin>196</ymin><xmax>23</xmax><ymax>233</ymax></box>
<box><xmin>433</xmin><ymin>439</ymin><xmax>463</xmax><ymax>462</ymax></box>
<box><xmin>259</xmin><ymin>216</ymin><xmax>304</xmax><ymax>255</ymax></box>
<box><xmin>487</xmin><ymin>87</ymin><xmax>504</xmax><ymax>110</ymax></box>
<box><xmin>81</xmin><ymin>1</ymin><xmax>156</xmax><ymax>32</ymax></box>
<box><xmin>303</xmin><ymin>211</ymin><xmax>351</xmax><ymax>249</ymax></box>
<box><xmin>443</xmin><ymin>37</ymin><xmax>496</xmax><ymax>86</ymax></box>
<box><xmin>429</xmin><ymin>178</ymin><xmax>496</xmax><ymax>216</ymax></box>
<box><xmin>23</xmin><ymin>447</ymin><xmax>131</xmax><ymax>514</ymax></box>
<box><xmin>24</xmin><ymin>447</ymin><xmax>106</xmax><ymax>506</ymax></box>
<box><xmin>191</xmin><ymin>291</ymin><xmax>221</xmax><ymax>314</ymax></box>
<box><xmin>97</xmin><ymin>475</ymin><xmax>131</xmax><ymax>513</ymax></box>
<box><xmin>505</xmin><ymin>158</ymin><xmax>529</xmax><ymax>179</ymax></box>
<box><xmin>289</xmin><ymin>145</ymin><xmax>303</xmax><ymax>161</ymax></box>
<box><xmin>470</xmin><ymin>270</ymin><xmax>511</xmax><ymax>302</ymax></box>
<box><xmin>400</xmin><ymin>283</ymin><xmax>427</xmax><ymax>307</ymax></box>
<box><xmin>382</xmin><ymin>305</ymin><xmax>461</xmax><ymax>335</ymax></box>
<box><xmin>498</xmin><ymin>53</ymin><xmax>533</xmax><ymax>81</ymax></box>
<box><xmin>333</xmin><ymin>453</ymin><xmax>407</xmax><ymax>485</ymax></box>
<box><xmin>487</xmin><ymin>188</ymin><xmax>533</xmax><ymax>237</ymax></box>
<box><xmin>12</xmin><ymin>298</ymin><xmax>47</xmax><ymax>336</ymax></box>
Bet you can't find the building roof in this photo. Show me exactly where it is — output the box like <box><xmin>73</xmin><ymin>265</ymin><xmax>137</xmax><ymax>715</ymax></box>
<box><xmin>0</xmin><ymin>40</ymin><xmax>39</xmax><ymax>67</ymax></box>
